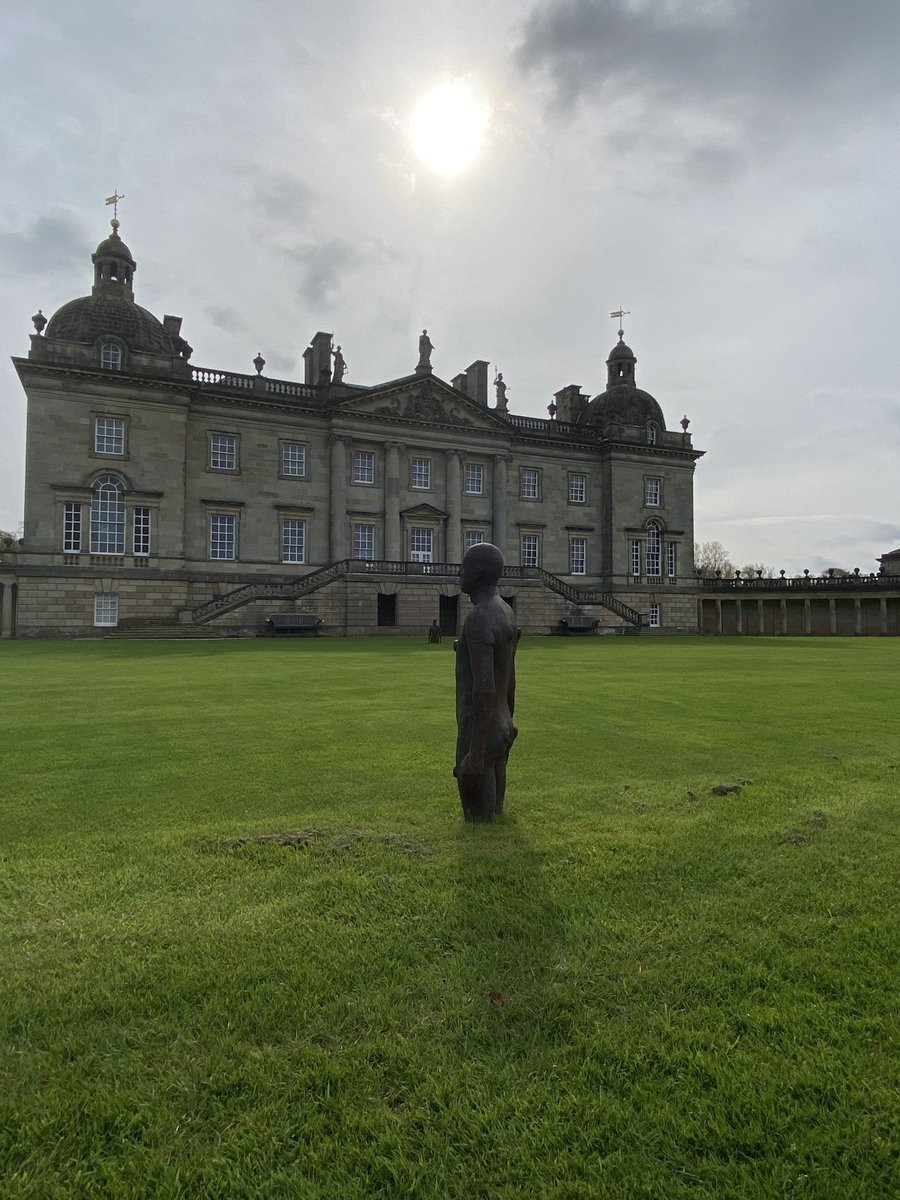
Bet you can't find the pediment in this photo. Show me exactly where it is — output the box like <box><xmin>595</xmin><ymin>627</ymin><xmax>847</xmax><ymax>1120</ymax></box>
<box><xmin>401</xmin><ymin>502</ymin><xmax>449</xmax><ymax>520</ymax></box>
<box><xmin>335</xmin><ymin>374</ymin><xmax>508</xmax><ymax>431</ymax></box>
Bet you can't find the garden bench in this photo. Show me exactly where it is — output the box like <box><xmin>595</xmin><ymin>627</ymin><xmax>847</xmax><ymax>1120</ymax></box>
<box><xmin>264</xmin><ymin>614</ymin><xmax>323</xmax><ymax>636</ymax></box>
<box><xmin>558</xmin><ymin>616</ymin><xmax>598</xmax><ymax>635</ymax></box>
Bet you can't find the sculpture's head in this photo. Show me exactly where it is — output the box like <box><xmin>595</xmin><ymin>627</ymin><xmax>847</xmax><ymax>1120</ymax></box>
<box><xmin>460</xmin><ymin>542</ymin><xmax>503</xmax><ymax>595</ymax></box>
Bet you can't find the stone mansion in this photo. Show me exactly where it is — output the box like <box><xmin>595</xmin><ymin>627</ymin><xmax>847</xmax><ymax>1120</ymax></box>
<box><xmin>2</xmin><ymin>217</ymin><xmax>705</xmax><ymax>638</ymax></box>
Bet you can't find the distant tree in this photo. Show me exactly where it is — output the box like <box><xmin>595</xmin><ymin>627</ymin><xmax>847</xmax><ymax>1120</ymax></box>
<box><xmin>740</xmin><ymin>561</ymin><xmax>776</xmax><ymax>578</ymax></box>
<box><xmin>0</xmin><ymin>529</ymin><xmax>17</xmax><ymax>551</ymax></box>
<box><xmin>694</xmin><ymin>540</ymin><xmax>735</xmax><ymax>576</ymax></box>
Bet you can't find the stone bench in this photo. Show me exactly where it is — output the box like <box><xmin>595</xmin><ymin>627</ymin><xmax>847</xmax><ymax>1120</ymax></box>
<box><xmin>558</xmin><ymin>615</ymin><xmax>599</xmax><ymax>635</ymax></box>
<box><xmin>264</xmin><ymin>614</ymin><xmax>322</xmax><ymax>636</ymax></box>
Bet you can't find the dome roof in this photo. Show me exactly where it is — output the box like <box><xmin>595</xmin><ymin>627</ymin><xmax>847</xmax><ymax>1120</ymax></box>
<box><xmin>608</xmin><ymin>339</ymin><xmax>634</xmax><ymax>360</ymax></box>
<box><xmin>94</xmin><ymin>231</ymin><xmax>135</xmax><ymax>264</ymax></box>
<box><xmin>586</xmin><ymin>383</ymin><xmax>665</xmax><ymax>428</ymax></box>
<box><xmin>44</xmin><ymin>294</ymin><xmax>173</xmax><ymax>355</ymax></box>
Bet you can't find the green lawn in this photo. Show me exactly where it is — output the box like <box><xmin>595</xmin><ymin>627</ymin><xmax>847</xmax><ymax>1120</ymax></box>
<box><xmin>1</xmin><ymin>637</ymin><xmax>897</xmax><ymax>1199</ymax></box>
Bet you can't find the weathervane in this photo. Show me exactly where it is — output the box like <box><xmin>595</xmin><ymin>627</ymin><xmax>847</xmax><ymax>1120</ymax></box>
<box><xmin>610</xmin><ymin>306</ymin><xmax>630</xmax><ymax>340</ymax></box>
<box><xmin>105</xmin><ymin>191</ymin><xmax>125</xmax><ymax>227</ymax></box>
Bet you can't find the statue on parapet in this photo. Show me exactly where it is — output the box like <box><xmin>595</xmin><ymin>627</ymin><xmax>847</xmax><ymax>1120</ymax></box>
<box><xmin>417</xmin><ymin>328</ymin><xmax>434</xmax><ymax>373</ymax></box>
<box><xmin>494</xmin><ymin>371</ymin><xmax>509</xmax><ymax>411</ymax></box>
<box><xmin>454</xmin><ymin>542</ymin><xmax>520</xmax><ymax>822</ymax></box>
<box><xmin>331</xmin><ymin>343</ymin><xmax>347</xmax><ymax>381</ymax></box>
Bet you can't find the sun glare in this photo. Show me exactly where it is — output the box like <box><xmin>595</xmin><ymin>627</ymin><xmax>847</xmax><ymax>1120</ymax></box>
<box><xmin>410</xmin><ymin>82</ymin><xmax>487</xmax><ymax>175</ymax></box>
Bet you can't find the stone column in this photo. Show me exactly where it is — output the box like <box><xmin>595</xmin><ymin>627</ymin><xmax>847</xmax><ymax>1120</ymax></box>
<box><xmin>757</xmin><ymin>598</ymin><xmax>764</xmax><ymax>635</ymax></box>
<box><xmin>492</xmin><ymin>455</ymin><xmax>508</xmax><ymax>558</ymax></box>
<box><xmin>384</xmin><ymin>442</ymin><xmax>401</xmax><ymax>561</ymax></box>
<box><xmin>854</xmin><ymin>598</ymin><xmax>862</xmax><ymax>636</ymax></box>
<box><xmin>881</xmin><ymin>597</ymin><xmax>888</xmax><ymax>636</ymax></box>
<box><xmin>0</xmin><ymin>583</ymin><xmax>12</xmax><ymax>639</ymax></box>
<box><xmin>829</xmin><ymin>598</ymin><xmax>837</xmax><ymax>635</ymax></box>
<box><xmin>779</xmin><ymin>598</ymin><xmax>787</xmax><ymax>635</ymax></box>
<box><xmin>803</xmin><ymin>598</ymin><xmax>811</xmax><ymax>636</ymax></box>
<box><xmin>735</xmin><ymin>598</ymin><xmax>743</xmax><ymax>635</ymax></box>
<box><xmin>329</xmin><ymin>435</ymin><xmax>348</xmax><ymax>561</ymax></box>
<box><xmin>446</xmin><ymin>450</ymin><xmax>462</xmax><ymax>563</ymax></box>
<box><xmin>715</xmin><ymin>598</ymin><xmax>722</xmax><ymax>635</ymax></box>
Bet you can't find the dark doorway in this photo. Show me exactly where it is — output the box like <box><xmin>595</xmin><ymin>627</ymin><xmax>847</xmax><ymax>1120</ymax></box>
<box><xmin>439</xmin><ymin>594</ymin><xmax>458</xmax><ymax>636</ymax></box>
<box><xmin>501</xmin><ymin>595</ymin><xmax>516</xmax><ymax>613</ymax></box>
<box><xmin>377</xmin><ymin>593</ymin><xmax>397</xmax><ymax>626</ymax></box>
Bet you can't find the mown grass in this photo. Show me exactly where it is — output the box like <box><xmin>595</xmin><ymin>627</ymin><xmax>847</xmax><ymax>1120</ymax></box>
<box><xmin>1</xmin><ymin>636</ymin><xmax>897</xmax><ymax>1199</ymax></box>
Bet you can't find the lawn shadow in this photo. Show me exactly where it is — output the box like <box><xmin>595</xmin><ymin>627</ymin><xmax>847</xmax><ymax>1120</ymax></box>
<box><xmin>448</xmin><ymin>812</ymin><xmax>572</xmax><ymax>1054</ymax></box>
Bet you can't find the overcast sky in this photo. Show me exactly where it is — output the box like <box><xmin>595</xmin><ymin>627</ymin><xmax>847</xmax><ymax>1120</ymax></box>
<box><xmin>2</xmin><ymin>0</ymin><xmax>898</xmax><ymax>572</ymax></box>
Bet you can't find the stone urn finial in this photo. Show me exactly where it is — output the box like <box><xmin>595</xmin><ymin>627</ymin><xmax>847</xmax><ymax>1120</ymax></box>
<box><xmin>253</xmin><ymin>352</ymin><xmax>265</xmax><ymax>375</ymax></box>
<box><xmin>32</xmin><ymin>309</ymin><xmax>46</xmax><ymax>335</ymax></box>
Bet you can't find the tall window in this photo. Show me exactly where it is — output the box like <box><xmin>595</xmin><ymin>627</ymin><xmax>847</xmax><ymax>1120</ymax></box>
<box><xmin>464</xmin><ymin>464</ymin><xmax>484</xmax><ymax>495</ymax></box>
<box><xmin>90</xmin><ymin>475</ymin><xmax>125</xmax><ymax>554</ymax></box>
<box><xmin>569</xmin><ymin>537</ymin><xmax>587</xmax><ymax>575</ymax></box>
<box><xmin>411</xmin><ymin>457</ymin><xmax>432</xmax><ymax>489</ymax></box>
<box><xmin>646</xmin><ymin>424</ymin><xmax>657</xmax><ymax>446</ymax></box>
<box><xmin>569</xmin><ymin>473</ymin><xmax>586</xmax><ymax>504</ymax></box>
<box><xmin>464</xmin><ymin>530</ymin><xmax>486</xmax><ymax>552</ymax></box>
<box><xmin>645</xmin><ymin>520</ymin><xmax>662</xmax><ymax>577</ymax></box>
<box><xmin>133</xmin><ymin>507</ymin><xmax>151</xmax><ymax>556</ymax></box>
<box><xmin>520</xmin><ymin>534</ymin><xmax>540</xmax><ymax>568</ymax></box>
<box><xmin>649</xmin><ymin>603</ymin><xmax>661</xmax><ymax>628</ymax></box>
<box><xmin>282</xmin><ymin>518</ymin><xmax>306</xmax><ymax>563</ymax></box>
<box><xmin>409</xmin><ymin>528</ymin><xmax>433</xmax><ymax>562</ymax></box>
<box><xmin>100</xmin><ymin>342</ymin><xmax>122</xmax><ymax>371</ymax></box>
<box><xmin>666</xmin><ymin>542</ymin><xmax>677</xmax><ymax>579</ymax></box>
<box><xmin>520</xmin><ymin>468</ymin><xmax>539</xmax><ymax>500</ymax></box>
<box><xmin>209</xmin><ymin>433</ymin><xmax>237</xmax><ymax>471</ymax></box>
<box><xmin>209</xmin><ymin>515</ymin><xmax>236</xmax><ymax>560</ymax></box>
<box><xmin>644</xmin><ymin>477</ymin><xmax>661</xmax><ymax>506</ymax></box>
<box><xmin>352</xmin><ymin>450</ymin><xmax>375</xmax><ymax>484</ymax></box>
<box><xmin>94</xmin><ymin>594</ymin><xmax>118</xmax><ymax>626</ymax></box>
<box><xmin>631</xmin><ymin>539</ymin><xmax>641</xmax><ymax>577</ymax></box>
<box><xmin>281</xmin><ymin>442</ymin><xmax>306</xmax><ymax>477</ymax></box>
<box><xmin>353</xmin><ymin>523</ymin><xmax>375</xmax><ymax>560</ymax></box>
<box><xmin>63</xmin><ymin>502</ymin><xmax>82</xmax><ymax>553</ymax></box>
<box><xmin>94</xmin><ymin>416</ymin><xmax>125</xmax><ymax>455</ymax></box>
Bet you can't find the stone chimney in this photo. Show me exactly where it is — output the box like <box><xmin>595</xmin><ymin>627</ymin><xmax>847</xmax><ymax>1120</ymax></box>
<box><xmin>464</xmin><ymin>360</ymin><xmax>489</xmax><ymax>406</ymax></box>
<box><xmin>553</xmin><ymin>384</ymin><xmax>589</xmax><ymax>423</ymax></box>
<box><xmin>304</xmin><ymin>331</ymin><xmax>333</xmax><ymax>385</ymax></box>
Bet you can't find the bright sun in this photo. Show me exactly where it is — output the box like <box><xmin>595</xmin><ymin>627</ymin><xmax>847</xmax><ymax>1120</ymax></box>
<box><xmin>410</xmin><ymin>82</ymin><xmax>487</xmax><ymax>175</ymax></box>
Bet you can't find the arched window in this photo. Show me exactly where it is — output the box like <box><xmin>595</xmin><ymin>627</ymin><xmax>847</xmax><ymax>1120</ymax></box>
<box><xmin>100</xmin><ymin>342</ymin><xmax>122</xmax><ymax>371</ymax></box>
<box><xmin>646</xmin><ymin>423</ymin><xmax>657</xmax><ymax>446</ymax></box>
<box><xmin>90</xmin><ymin>475</ymin><xmax>125</xmax><ymax>554</ymax></box>
<box><xmin>645</xmin><ymin>519</ymin><xmax>662</xmax><ymax>577</ymax></box>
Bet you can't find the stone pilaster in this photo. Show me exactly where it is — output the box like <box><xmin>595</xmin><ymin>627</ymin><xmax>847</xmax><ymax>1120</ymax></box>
<box><xmin>446</xmin><ymin>450</ymin><xmax>462</xmax><ymax>563</ymax></box>
<box><xmin>329</xmin><ymin>435</ymin><xmax>348</xmax><ymax>560</ymax></box>
<box><xmin>385</xmin><ymin>442</ymin><xmax>401</xmax><ymax>561</ymax></box>
<box><xmin>492</xmin><ymin>454</ymin><xmax>508</xmax><ymax>558</ymax></box>
<box><xmin>1</xmin><ymin>582</ymin><xmax>13</xmax><ymax>639</ymax></box>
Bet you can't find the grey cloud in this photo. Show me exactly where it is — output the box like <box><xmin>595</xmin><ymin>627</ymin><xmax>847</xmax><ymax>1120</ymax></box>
<box><xmin>0</xmin><ymin>209</ymin><xmax>87</xmax><ymax>279</ymax></box>
<box><xmin>205</xmin><ymin>305</ymin><xmax>246</xmax><ymax>335</ymax></box>
<box><xmin>253</xmin><ymin>174</ymin><xmax>316</xmax><ymax>224</ymax></box>
<box><xmin>516</xmin><ymin>1</ymin><xmax>900</xmax><ymax>133</ymax></box>
<box><xmin>263</xmin><ymin>350</ymin><xmax>296</xmax><ymax>377</ymax></box>
<box><xmin>285</xmin><ymin>236</ymin><xmax>396</xmax><ymax>308</ymax></box>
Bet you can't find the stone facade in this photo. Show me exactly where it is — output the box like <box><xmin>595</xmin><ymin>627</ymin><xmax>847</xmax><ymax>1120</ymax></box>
<box><xmin>4</xmin><ymin>219</ymin><xmax>705</xmax><ymax>639</ymax></box>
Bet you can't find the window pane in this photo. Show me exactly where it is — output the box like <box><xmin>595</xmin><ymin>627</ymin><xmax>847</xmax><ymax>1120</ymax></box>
<box><xmin>644</xmin><ymin>477</ymin><xmax>661</xmax><ymax>506</ymax></box>
<box><xmin>282</xmin><ymin>518</ymin><xmax>306</xmax><ymax>563</ymax></box>
<box><xmin>100</xmin><ymin>343</ymin><xmax>122</xmax><ymax>371</ymax></box>
<box><xmin>133</xmin><ymin>507</ymin><xmax>151</xmax><ymax>556</ymax></box>
<box><xmin>520</xmin><ymin>534</ymin><xmax>539</xmax><ymax>567</ymax></box>
<box><xmin>90</xmin><ymin>476</ymin><xmax>125</xmax><ymax>554</ymax></box>
<box><xmin>209</xmin><ymin>515</ymin><xmax>236</xmax><ymax>560</ymax></box>
<box><xmin>631</xmin><ymin>539</ymin><xmax>641</xmax><ymax>577</ymax></box>
<box><xmin>409</xmin><ymin>527</ymin><xmax>433</xmax><ymax>561</ymax></box>
<box><xmin>281</xmin><ymin>442</ymin><xmax>306</xmax><ymax>477</ymax></box>
<box><xmin>210</xmin><ymin>434</ymin><xmax>237</xmax><ymax>470</ymax></box>
<box><xmin>464</xmin><ymin>530</ymin><xmax>485</xmax><ymax>551</ymax></box>
<box><xmin>353</xmin><ymin>451</ymin><xmax>375</xmax><ymax>484</ymax></box>
<box><xmin>649</xmin><ymin>603</ymin><xmax>660</xmax><ymax>627</ymax></box>
<box><xmin>569</xmin><ymin>473</ymin><xmax>586</xmax><ymax>503</ymax></box>
<box><xmin>464</xmin><ymin>464</ymin><xmax>484</xmax><ymax>494</ymax></box>
<box><xmin>645</xmin><ymin>522</ymin><xmax>661</xmax><ymax>576</ymax></box>
<box><xmin>666</xmin><ymin>542</ymin><xmax>677</xmax><ymax>578</ymax></box>
<box><xmin>94</xmin><ymin>594</ymin><xmax>119</xmax><ymax>626</ymax></box>
<box><xmin>570</xmin><ymin>537</ymin><xmax>586</xmax><ymax>575</ymax></box>
<box><xmin>64</xmin><ymin>502</ymin><xmax>82</xmax><ymax>552</ymax></box>
<box><xmin>521</xmin><ymin>468</ymin><xmax>539</xmax><ymax>499</ymax></box>
<box><xmin>353</xmin><ymin>523</ymin><xmax>375</xmax><ymax>560</ymax></box>
<box><xmin>411</xmin><ymin>457</ymin><xmax>431</xmax><ymax>489</ymax></box>
<box><xmin>95</xmin><ymin>416</ymin><xmax>124</xmax><ymax>455</ymax></box>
